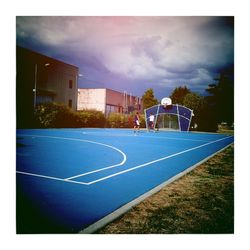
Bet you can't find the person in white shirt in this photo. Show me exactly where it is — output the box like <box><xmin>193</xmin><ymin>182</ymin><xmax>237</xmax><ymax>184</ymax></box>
<box><xmin>149</xmin><ymin>113</ymin><xmax>155</xmax><ymax>132</ymax></box>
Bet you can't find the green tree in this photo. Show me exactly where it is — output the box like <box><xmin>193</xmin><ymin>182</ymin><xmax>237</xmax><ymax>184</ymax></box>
<box><xmin>183</xmin><ymin>93</ymin><xmax>205</xmax><ymax>130</ymax></box>
<box><xmin>183</xmin><ymin>92</ymin><xmax>204</xmax><ymax>115</ymax></box>
<box><xmin>141</xmin><ymin>88</ymin><xmax>158</xmax><ymax>110</ymax></box>
<box><xmin>205</xmin><ymin>69</ymin><xmax>234</xmax><ymax>125</ymax></box>
<box><xmin>170</xmin><ymin>86</ymin><xmax>191</xmax><ymax>105</ymax></box>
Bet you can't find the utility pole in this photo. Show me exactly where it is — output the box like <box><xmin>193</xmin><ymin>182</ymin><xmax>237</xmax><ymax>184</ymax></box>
<box><xmin>33</xmin><ymin>63</ymin><xmax>37</xmax><ymax>109</ymax></box>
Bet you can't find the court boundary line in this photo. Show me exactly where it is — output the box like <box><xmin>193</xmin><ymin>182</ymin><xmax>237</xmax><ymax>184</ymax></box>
<box><xmin>82</xmin><ymin>135</ymin><xmax>233</xmax><ymax>185</ymax></box>
<box><xmin>79</xmin><ymin>141</ymin><xmax>234</xmax><ymax>233</ymax></box>
<box><xmin>16</xmin><ymin>134</ymin><xmax>233</xmax><ymax>185</ymax></box>
<box><xmin>16</xmin><ymin>171</ymin><xmax>89</xmax><ymax>185</ymax></box>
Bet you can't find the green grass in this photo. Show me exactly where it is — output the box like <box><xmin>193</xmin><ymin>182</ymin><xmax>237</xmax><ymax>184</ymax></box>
<box><xmin>97</xmin><ymin>144</ymin><xmax>234</xmax><ymax>234</ymax></box>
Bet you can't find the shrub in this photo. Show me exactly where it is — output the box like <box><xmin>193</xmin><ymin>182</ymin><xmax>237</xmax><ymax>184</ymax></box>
<box><xmin>107</xmin><ymin>113</ymin><xmax>128</xmax><ymax>128</ymax></box>
<box><xmin>34</xmin><ymin>103</ymin><xmax>144</xmax><ymax>129</ymax></box>
<box><xmin>34</xmin><ymin>103</ymin><xmax>80</xmax><ymax>128</ymax></box>
<box><xmin>107</xmin><ymin>112</ymin><xmax>146</xmax><ymax>128</ymax></box>
<box><xmin>139</xmin><ymin>114</ymin><xmax>146</xmax><ymax>128</ymax></box>
<box><xmin>34</xmin><ymin>104</ymin><xmax>106</xmax><ymax>128</ymax></box>
<box><xmin>77</xmin><ymin>109</ymin><xmax>106</xmax><ymax>128</ymax></box>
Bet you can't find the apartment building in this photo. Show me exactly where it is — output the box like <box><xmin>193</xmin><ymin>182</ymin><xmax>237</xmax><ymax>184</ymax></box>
<box><xmin>16</xmin><ymin>46</ymin><xmax>79</xmax><ymax>127</ymax></box>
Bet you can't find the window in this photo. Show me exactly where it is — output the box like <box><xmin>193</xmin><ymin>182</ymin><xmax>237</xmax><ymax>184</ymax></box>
<box><xmin>68</xmin><ymin>99</ymin><xmax>72</xmax><ymax>108</ymax></box>
<box><xmin>69</xmin><ymin>80</ymin><xmax>73</xmax><ymax>89</ymax></box>
<box><xmin>36</xmin><ymin>95</ymin><xmax>53</xmax><ymax>105</ymax></box>
<box><xmin>105</xmin><ymin>104</ymin><xmax>116</xmax><ymax>116</ymax></box>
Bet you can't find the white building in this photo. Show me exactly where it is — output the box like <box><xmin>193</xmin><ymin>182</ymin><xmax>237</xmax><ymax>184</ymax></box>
<box><xmin>77</xmin><ymin>88</ymin><xmax>142</xmax><ymax>116</ymax></box>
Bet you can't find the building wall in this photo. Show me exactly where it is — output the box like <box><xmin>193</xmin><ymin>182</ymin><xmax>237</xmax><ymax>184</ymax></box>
<box><xmin>106</xmin><ymin>89</ymin><xmax>124</xmax><ymax>114</ymax></box>
<box><xmin>77</xmin><ymin>88</ymin><xmax>142</xmax><ymax>116</ymax></box>
<box><xmin>43</xmin><ymin>63</ymin><xmax>78</xmax><ymax>109</ymax></box>
<box><xmin>77</xmin><ymin>89</ymin><xmax>106</xmax><ymax>112</ymax></box>
<box><xmin>16</xmin><ymin>46</ymin><xmax>79</xmax><ymax>128</ymax></box>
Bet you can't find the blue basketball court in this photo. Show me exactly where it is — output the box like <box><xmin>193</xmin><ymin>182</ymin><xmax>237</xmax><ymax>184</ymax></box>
<box><xmin>16</xmin><ymin>128</ymin><xmax>234</xmax><ymax>233</ymax></box>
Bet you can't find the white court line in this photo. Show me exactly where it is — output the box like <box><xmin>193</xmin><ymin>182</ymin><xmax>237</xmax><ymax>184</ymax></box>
<box><xmin>80</xmin><ymin>141</ymin><xmax>233</xmax><ymax>233</ymax></box>
<box><xmin>85</xmin><ymin>135</ymin><xmax>233</xmax><ymax>185</ymax></box>
<box><xmin>16</xmin><ymin>133</ymin><xmax>233</xmax><ymax>186</ymax></box>
<box><xmin>16</xmin><ymin>170</ymin><xmax>89</xmax><ymax>185</ymax></box>
<box><xmin>66</xmin><ymin>146</ymin><xmax>126</xmax><ymax>180</ymax></box>
<box><xmin>16</xmin><ymin>134</ymin><xmax>127</xmax><ymax>184</ymax></box>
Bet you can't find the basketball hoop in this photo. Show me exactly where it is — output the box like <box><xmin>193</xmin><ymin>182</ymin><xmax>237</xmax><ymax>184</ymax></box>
<box><xmin>161</xmin><ymin>97</ymin><xmax>172</xmax><ymax>109</ymax></box>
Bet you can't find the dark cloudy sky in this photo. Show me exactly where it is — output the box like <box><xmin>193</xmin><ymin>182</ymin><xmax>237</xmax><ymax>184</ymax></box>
<box><xmin>16</xmin><ymin>16</ymin><xmax>234</xmax><ymax>99</ymax></box>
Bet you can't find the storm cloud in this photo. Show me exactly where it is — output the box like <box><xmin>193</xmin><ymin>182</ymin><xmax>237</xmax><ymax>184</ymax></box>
<box><xmin>16</xmin><ymin>16</ymin><xmax>234</xmax><ymax>99</ymax></box>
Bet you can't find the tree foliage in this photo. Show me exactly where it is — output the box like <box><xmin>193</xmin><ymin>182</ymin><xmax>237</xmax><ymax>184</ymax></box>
<box><xmin>34</xmin><ymin>103</ymin><xmax>78</xmax><ymax>128</ymax></box>
<box><xmin>170</xmin><ymin>86</ymin><xmax>191</xmax><ymax>105</ymax></box>
<box><xmin>168</xmin><ymin>68</ymin><xmax>234</xmax><ymax>132</ymax></box>
<box><xmin>205</xmin><ymin>69</ymin><xmax>234</xmax><ymax>125</ymax></box>
<box><xmin>34</xmin><ymin>103</ymin><xmax>106</xmax><ymax>128</ymax></box>
<box><xmin>34</xmin><ymin>103</ymin><xmax>145</xmax><ymax>129</ymax></box>
<box><xmin>183</xmin><ymin>93</ymin><xmax>205</xmax><ymax>129</ymax></box>
<box><xmin>106</xmin><ymin>112</ymin><xmax>145</xmax><ymax>128</ymax></box>
<box><xmin>141</xmin><ymin>88</ymin><xmax>158</xmax><ymax>110</ymax></box>
<box><xmin>183</xmin><ymin>93</ymin><xmax>204</xmax><ymax>113</ymax></box>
